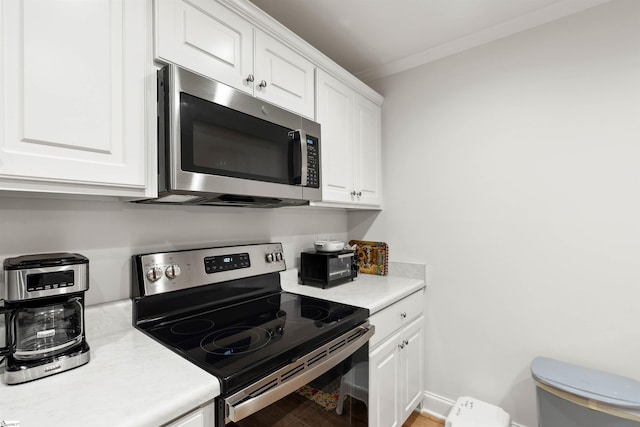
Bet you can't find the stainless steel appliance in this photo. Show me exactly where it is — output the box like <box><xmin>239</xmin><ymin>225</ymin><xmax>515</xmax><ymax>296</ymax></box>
<box><xmin>136</xmin><ymin>64</ymin><xmax>322</xmax><ymax>207</ymax></box>
<box><xmin>1</xmin><ymin>253</ymin><xmax>90</xmax><ymax>384</ymax></box>
<box><xmin>300</xmin><ymin>250</ymin><xmax>359</xmax><ymax>288</ymax></box>
<box><xmin>132</xmin><ymin>243</ymin><xmax>372</xmax><ymax>426</ymax></box>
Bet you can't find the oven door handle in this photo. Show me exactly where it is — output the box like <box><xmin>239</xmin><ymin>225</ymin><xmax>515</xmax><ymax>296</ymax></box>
<box><xmin>225</xmin><ymin>322</ymin><xmax>375</xmax><ymax>423</ymax></box>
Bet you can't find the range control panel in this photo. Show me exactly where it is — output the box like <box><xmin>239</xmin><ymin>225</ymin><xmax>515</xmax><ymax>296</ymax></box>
<box><xmin>135</xmin><ymin>243</ymin><xmax>286</xmax><ymax>297</ymax></box>
<box><xmin>204</xmin><ymin>253</ymin><xmax>250</xmax><ymax>274</ymax></box>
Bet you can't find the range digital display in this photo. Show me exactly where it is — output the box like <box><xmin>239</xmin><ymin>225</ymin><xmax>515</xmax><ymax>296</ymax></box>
<box><xmin>204</xmin><ymin>253</ymin><xmax>250</xmax><ymax>274</ymax></box>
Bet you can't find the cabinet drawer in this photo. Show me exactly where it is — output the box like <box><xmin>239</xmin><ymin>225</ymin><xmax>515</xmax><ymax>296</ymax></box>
<box><xmin>369</xmin><ymin>289</ymin><xmax>424</xmax><ymax>349</ymax></box>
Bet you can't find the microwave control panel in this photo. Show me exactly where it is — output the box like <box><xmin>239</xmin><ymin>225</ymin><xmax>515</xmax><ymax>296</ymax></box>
<box><xmin>306</xmin><ymin>136</ymin><xmax>319</xmax><ymax>188</ymax></box>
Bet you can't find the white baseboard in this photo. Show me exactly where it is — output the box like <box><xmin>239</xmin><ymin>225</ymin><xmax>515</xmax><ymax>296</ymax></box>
<box><xmin>419</xmin><ymin>391</ymin><xmax>454</xmax><ymax>420</ymax></box>
<box><xmin>418</xmin><ymin>391</ymin><xmax>529</xmax><ymax>427</ymax></box>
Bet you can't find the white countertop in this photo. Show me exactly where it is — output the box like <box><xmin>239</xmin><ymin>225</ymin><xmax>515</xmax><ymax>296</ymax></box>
<box><xmin>0</xmin><ymin>300</ymin><xmax>220</xmax><ymax>427</ymax></box>
<box><xmin>280</xmin><ymin>269</ymin><xmax>426</xmax><ymax>314</ymax></box>
<box><xmin>0</xmin><ymin>268</ymin><xmax>424</xmax><ymax>426</ymax></box>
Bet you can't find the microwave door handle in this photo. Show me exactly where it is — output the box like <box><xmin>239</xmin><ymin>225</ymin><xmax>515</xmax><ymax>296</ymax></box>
<box><xmin>289</xmin><ymin>130</ymin><xmax>308</xmax><ymax>186</ymax></box>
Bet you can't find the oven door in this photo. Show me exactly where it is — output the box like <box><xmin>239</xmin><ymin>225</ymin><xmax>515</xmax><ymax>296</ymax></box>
<box><xmin>218</xmin><ymin>322</ymin><xmax>373</xmax><ymax>426</ymax></box>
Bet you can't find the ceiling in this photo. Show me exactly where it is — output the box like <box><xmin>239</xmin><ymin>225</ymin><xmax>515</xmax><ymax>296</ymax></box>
<box><xmin>248</xmin><ymin>0</ymin><xmax>612</xmax><ymax>82</ymax></box>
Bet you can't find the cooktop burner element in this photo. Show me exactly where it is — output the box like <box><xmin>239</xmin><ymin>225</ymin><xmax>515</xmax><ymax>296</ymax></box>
<box><xmin>170</xmin><ymin>318</ymin><xmax>215</xmax><ymax>335</ymax></box>
<box><xmin>201</xmin><ymin>326</ymin><xmax>272</xmax><ymax>356</ymax></box>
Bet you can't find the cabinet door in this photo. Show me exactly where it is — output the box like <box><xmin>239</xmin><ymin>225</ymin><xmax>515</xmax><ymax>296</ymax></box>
<box><xmin>369</xmin><ymin>331</ymin><xmax>401</xmax><ymax>427</ymax></box>
<box><xmin>254</xmin><ymin>30</ymin><xmax>315</xmax><ymax>119</ymax></box>
<box><xmin>400</xmin><ymin>315</ymin><xmax>424</xmax><ymax>423</ymax></box>
<box><xmin>165</xmin><ymin>401</ymin><xmax>216</xmax><ymax>427</ymax></box>
<box><xmin>155</xmin><ymin>0</ymin><xmax>254</xmax><ymax>94</ymax></box>
<box><xmin>0</xmin><ymin>0</ymin><xmax>147</xmax><ymax>194</ymax></box>
<box><xmin>353</xmin><ymin>93</ymin><xmax>382</xmax><ymax>206</ymax></box>
<box><xmin>167</xmin><ymin>409</ymin><xmax>205</xmax><ymax>427</ymax></box>
<box><xmin>316</xmin><ymin>70</ymin><xmax>355</xmax><ymax>203</ymax></box>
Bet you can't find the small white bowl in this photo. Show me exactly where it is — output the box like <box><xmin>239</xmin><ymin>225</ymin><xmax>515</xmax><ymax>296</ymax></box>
<box><xmin>314</xmin><ymin>240</ymin><xmax>345</xmax><ymax>252</ymax></box>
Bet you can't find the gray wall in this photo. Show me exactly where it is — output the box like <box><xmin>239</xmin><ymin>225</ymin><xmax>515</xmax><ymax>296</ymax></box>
<box><xmin>350</xmin><ymin>1</ymin><xmax>640</xmax><ymax>425</ymax></box>
<box><xmin>0</xmin><ymin>195</ymin><xmax>347</xmax><ymax>305</ymax></box>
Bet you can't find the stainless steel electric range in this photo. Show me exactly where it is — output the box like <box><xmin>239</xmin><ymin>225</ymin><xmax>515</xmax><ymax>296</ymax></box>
<box><xmin>132</xmin><ymin>243</ymin><xmax>373</xmax><ymax>426</ymax></box>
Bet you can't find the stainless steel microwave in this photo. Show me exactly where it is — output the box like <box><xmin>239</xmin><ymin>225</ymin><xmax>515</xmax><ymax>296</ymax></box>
<box><xmin>136</xmin><ymin>64</ymin><xmax>321</xmax><ymax>208</ymax></box>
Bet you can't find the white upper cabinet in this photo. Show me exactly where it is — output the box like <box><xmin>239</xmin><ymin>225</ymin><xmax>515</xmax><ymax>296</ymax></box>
<box><xmin>254</xmin><ymin>29</ymin><xmax>315</xmax><ymax>119</ymax></box>
<box><xmin>353</xmin><ymin>92</ymin><xmax>383</xmax><ymax>206</ymax></box>
<box><xmin>316</xmin><ymin>70</ymin><xmax>382</xmax><ymax>207</ymax></box>
<box><xmin>155</xmin><ymin>0</ymin><xmax>254</xmax><ymax>94</ymax></box>
<box><xmin>316</xmin><ymin>70</ymin><xmax>354</xmax><ymax>203</ymax></box>
<box><xmin>0</xmin><ymin>0</ymin><xmax>152</xmax><ymax>197</ymax></box>
<box><xmin>155</xmin><ymin>0</ymin><xmax>315</xmax><ymax>119</ymax></box>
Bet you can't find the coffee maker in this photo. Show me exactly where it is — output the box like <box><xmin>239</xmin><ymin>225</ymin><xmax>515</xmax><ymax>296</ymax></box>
<box><xmin>1</xmin><ymin>253</ymin><xmax>90</xmax><ymax>384</ymax></box>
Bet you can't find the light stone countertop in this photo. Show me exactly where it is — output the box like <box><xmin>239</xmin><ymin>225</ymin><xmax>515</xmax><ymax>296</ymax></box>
<box><xmin>280</xmin><ymin>267</ymin><xmax>426</xmax><ymax>314</ymax></box>
<box><xmin>0</xmin><ymin>299</ymin><xmax>220</xmax><ymax>427</ymax></box>
<box><xmin>1</xmin><ymin>265</ymin><xmax>424</xmax><ymax>427</ymax></box>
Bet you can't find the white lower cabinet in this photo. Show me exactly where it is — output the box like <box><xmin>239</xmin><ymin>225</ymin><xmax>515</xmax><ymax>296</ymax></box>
<box><xmin>165</xmin><ymin>401</ymin><xmax>216</xmax><ymax>427</ymax></box>
<box><xmin>0</xmin><ymin>0</ymin><xmax>154</xmax><ymax>197</ymax></box>
<box><xmin>369</xmin><ymin>290</ymin><xmax>425</xmax><ymax>427</ymax></box>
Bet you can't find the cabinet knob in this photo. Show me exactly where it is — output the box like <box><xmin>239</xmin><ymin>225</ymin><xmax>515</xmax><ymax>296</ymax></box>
<box><xmin>357</xmin><ymin>191</ymin><xmax>362</xmax><ymax>198</ymax></box>
<box><xmin>403</xmin><ymin>339</ymin><xmax>409</xmax><ymax>347</ymax></box>
<box><xmin>246</xmin><ymin>74</ymin><xmax>254</xmax><ymax>83</ymax></box>
<box><xmin>350</xmin><ymin>191</ymin><xmax>357</xmax><ymax>197</ymax></box>
<box><xmin>401</xmin><ymin>312</ymin><xmax>407</xmax><ymax>319</ymax></box>
<box><xmin>259</xmin><ymin>80</ymin><xmax>268</xmax><ymax>88</ymax></box>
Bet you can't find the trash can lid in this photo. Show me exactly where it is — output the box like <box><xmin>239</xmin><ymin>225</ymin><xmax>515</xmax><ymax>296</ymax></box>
<box><xmin>531</xmin><ymin>357</ymin><xmax>640</xmax><ymax>409</ymax></box>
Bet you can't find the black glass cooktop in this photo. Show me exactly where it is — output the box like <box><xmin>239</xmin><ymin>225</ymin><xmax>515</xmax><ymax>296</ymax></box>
<box><xmin>138</xmin><ymin>291</ymin><xmax>368</xmax><ymax>393</ymax></box>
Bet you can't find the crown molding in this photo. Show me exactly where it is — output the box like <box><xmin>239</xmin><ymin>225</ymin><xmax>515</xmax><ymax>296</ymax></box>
<box><xmin>219</xmin><ymin>0</ymin><xmax>384</xmax><ymax>105</ymax></box>
<box><xmin>356</xmin><ymin>0</ymin><xmax>612</xmax><ymax>83</ymax></box>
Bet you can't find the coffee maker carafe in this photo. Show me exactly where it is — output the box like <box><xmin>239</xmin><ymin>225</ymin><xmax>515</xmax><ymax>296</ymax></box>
<box><xmin>1</xmin><ymin>253</ymin><xmax>90</xmax><ymax>384</ymax></box>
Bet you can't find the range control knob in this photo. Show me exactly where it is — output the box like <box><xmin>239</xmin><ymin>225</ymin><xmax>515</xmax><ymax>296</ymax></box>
<box><xmin>146</xmin><ymin>267</ymin><xmax>163</xmax><ymax>282</ymax></box>
<box><xmin>275</xmin><ymin>252</ymin><xmax>283</xmax><ymax>262</ymax></box>
<box><xmin>266</xmin><ymin>253</ymin><xmax>274</xmax><ymax>263</ymax></box>
<box><xmin>165</xmin><ymin>264</ymin><xmax>182</xmax><ymax>279</ymax></box>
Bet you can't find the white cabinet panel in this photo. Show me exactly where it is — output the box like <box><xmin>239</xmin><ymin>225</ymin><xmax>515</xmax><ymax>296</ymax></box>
<box><xmin>400</xmin><ymin>316</ymin><xmax>425</xmax><ymax>422</ymax></box>
<box><xmin>254</xmin><ymin>30</ymin><xmax>315</xmax><ymax>118</ymax></box>
<box><xmin>0</xmin><ymin>0</ymin><xmax>150</xmax><ymax>195</ymax></box>
<box><xmin>369</xmin><ymin>290</ymin><xmax>425</xmax><ymax>427</ymax></box>
<box><xmin>167</xmin><ymin>410</ymin><xmax>204</xmax><ymax>427</ymax></box>
<box><xmin>155</xmin><ymin>0</ymin><xmax>314</xmax><ymax>118</ymax></box>
<box><xmin>315</xmin><ymin>69</ymin><xmax>382</xmax><ymax>207</ymax></box>
<box><xmin>155</xmin><ymin>0</ymin><xmax>254</xmax><ymax>94</ymax></box>
<box><xmin>316</xmin><ymin>70</ymin><xmax>354</xmax><ymax>203</ymax></box>
<box><xmin>354</xmin><ymin>93</ymin><xmax>382</xmax><ymax>206</ymax></box>
<box><xmin>369</xmin><ymin>290</ymin><xmax>423</xmax><ymax>348</ymax></box>
<box><xmin>165</xmin><ymin>402</ymin><xmax>216</xmax><ymax>427</ymax></box>
<box><xmin>370</xmin><ymin>330</ymin><xmax>402</xmax><ymax>427</ymax></box>
<box><xmin>23</xmin><ymin>1</ymin><xmax>112</xmax><ymax>152</ymax></box>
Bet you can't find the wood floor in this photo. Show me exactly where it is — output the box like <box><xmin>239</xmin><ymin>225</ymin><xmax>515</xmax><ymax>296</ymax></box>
<box><xmin>403</xmin><ymin>411</ymin><xmax>445</xmax><ymax>427</ymax></box>
<box><xmin>228</xmin><ymin>391</ymin><xmax>444</xmax><ymax>427</ymax></box>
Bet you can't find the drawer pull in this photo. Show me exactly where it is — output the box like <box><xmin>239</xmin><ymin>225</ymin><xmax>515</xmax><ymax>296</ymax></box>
<box><xmin>400</xmin><ymin>312</ymin><xmax>407</xmax><ymax>319</ymax></box>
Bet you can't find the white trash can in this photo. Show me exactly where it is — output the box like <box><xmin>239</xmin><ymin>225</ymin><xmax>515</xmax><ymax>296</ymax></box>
<box><xmin>531</xmin><ymin>357</ymin><xmax>640</xmax><ymax>427</ymax></box>
<box><xmin>446</xmin><ymin>396</ymin><xmax>511</xmax><ymax>427</ymax></box>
